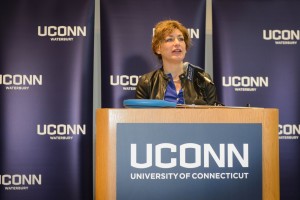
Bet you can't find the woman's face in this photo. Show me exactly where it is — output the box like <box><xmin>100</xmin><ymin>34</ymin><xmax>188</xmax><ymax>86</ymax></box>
<box><xmin>156</xmin><ymin>29</ymin><xmax>187</xmax><ymax>64</ymax></box>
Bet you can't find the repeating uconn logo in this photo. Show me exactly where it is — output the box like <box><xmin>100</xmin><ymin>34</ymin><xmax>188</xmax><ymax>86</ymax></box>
<box><xmin>152</xmin><ymin>28</ymin><xmax>200</xmax><ymax>39</ymax></box>
<box><xmin>279</xmin><ymin>124</ymin><xmax>300</xmax><ymax>140</ymax></box>
<box><xmin>0</xmin><ymin>174</ymin><xmax>42</xmax><ymax>191</ymax></box>
<box><xmin>37</xmin><ymin>124</ymin><xmax>86</xmax><ymax>140</ymax></box>
<box><xmin>263</xmin><ymin>30</ymin><xmax>299</xmax><ymax>45</ymax></box>
<box><xmin>38</xmin><ymin>26</ymin><xmax>86</xmax><ymax>42</ymax></box>
<box><xmin>110</xmin><ymin>75</ymin><xmax>141</xmax><ymax>91</ymax></box>
<box><xmin>222</xmin><ymin>76</ymin><xmax>269</xmax><ymax>92</ymax></box>
<box><xmin>0</xmin><ymin>74</ymin><xmax>42</xmax><ymax>90</ymax></box>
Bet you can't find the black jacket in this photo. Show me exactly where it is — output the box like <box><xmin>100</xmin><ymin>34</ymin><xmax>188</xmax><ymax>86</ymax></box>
<box><xmin>135</xmin><ymin>67</ymin><xmax>218</xmax><ymax>105</ymax></box>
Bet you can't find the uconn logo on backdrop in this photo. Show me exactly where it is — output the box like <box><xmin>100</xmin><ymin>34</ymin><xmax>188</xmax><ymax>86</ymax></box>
<box><xmin>110</xmin><ymin>75</ymin><xmax>141</xmax><ymax>91</ymax></box>
<box><xmin>263</xmin><ymin>30</ymin><xmax>299</xmax><ymax>45</ymax></box>
<box><xmin>131</xmin><ymin>143</ymin><xmax>248</xmax><ymax>169</ymax></box>
<box><xmin>0</xmin><ymin>174</ymin><xmax>42</xmax><ymax>191</ymax></box>
<box><xmin>222</xmin><ymin>76</ymin><xmax>269</xmax><ymax>92</ymax></box>
<box><xmin>279</xmin><ymin>124</ymin><xmax>300</xmax><ymax>140</ymax></box>
<box><xmin>0</xmin><ymin>74</ymin><xmax>43</xmax><ymax>90</ymax></box>
<box><xmin>37</xmin><ymin>124</ymin><xmax>86</xmax><ymax>140</ymax></box>
<box><xmin>153</xmin><ymin>28</ymin><xmax>200</xmax><ymax>39</ymax></box>
<box><xmin>38</xmin><ymin>26</ymin><xmax>86</xmax><ymax>42</ymax></box>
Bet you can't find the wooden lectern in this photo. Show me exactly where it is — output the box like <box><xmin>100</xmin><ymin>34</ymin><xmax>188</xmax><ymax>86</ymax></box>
<box><xmin>95</xmin><ymin>107</ymin><xmax>279</xmax><ymax>200</ymax></box>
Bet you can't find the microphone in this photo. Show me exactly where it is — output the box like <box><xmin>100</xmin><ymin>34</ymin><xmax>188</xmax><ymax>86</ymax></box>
<box><xmin>184</xmin><ymin>62</ymin><xmax>214</xmax><ymax>85</ymax></box>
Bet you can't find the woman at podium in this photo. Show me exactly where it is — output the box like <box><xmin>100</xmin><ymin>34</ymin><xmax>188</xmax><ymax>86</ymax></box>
<box><xmin>135</xmin><ymin>20</ymin><xmax>219</xmax><ymax>105</ymax></box>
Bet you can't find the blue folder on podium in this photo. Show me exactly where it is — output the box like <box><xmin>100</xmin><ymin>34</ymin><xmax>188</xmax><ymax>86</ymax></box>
<box><xmin>123</xmin><ymin>99</ymin><xmax>176</xmax><ymax>108</ymax></box>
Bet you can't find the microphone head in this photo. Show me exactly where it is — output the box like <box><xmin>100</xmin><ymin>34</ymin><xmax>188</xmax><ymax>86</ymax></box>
<box><xmin>184</xmin><ymin>62</ymin><xmax>204</xmax><ymax>71</ymax></box>
<box><xmin>184</xmin><ymin>62</ymin><xmax>214</xmax><ymax>85</ymax></box>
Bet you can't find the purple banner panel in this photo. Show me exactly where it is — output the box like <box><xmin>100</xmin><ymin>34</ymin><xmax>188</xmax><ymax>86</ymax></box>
<box><xmin>100</xmin><ymin>0</ymin><xmax>206</xmax><ymax>108</ymax></box>
<box><xmin>212</xmin><ymin>0</ymin><xmax>300</xmax><ymax>199</ymax></box>
<box><xmin>0</xmin><ymin>1</ymin><xmax>94</xmax><ymax>200</ymax></box>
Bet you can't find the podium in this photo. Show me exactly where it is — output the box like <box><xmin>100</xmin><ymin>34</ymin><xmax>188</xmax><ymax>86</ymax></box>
<box><xmin>95</xmin><ymin>107</ymin><xmax>279</xmax><ymax>200</ymax></box>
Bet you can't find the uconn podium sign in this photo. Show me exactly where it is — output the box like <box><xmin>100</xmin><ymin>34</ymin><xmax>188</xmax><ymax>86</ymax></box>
<box><xmin>117</xmin><ymin>123</ymin><xmax>262</xmax><ymax>200</ymax></box>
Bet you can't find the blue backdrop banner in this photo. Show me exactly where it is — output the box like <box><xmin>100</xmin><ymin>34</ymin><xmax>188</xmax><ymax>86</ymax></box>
<box><xmin>212</xmin><ymin>0</ymin><xmax>300</xmax><ymax>199</ymax></box>
<box><xmin>0</xmin><ymin>1</ymin><xmax>94</xmax><ymax>200</ymax></box>
<box><xmin>100</xmin><ymin>0</ymin><xmax>206</xmax><ymax>108</ymax></box>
